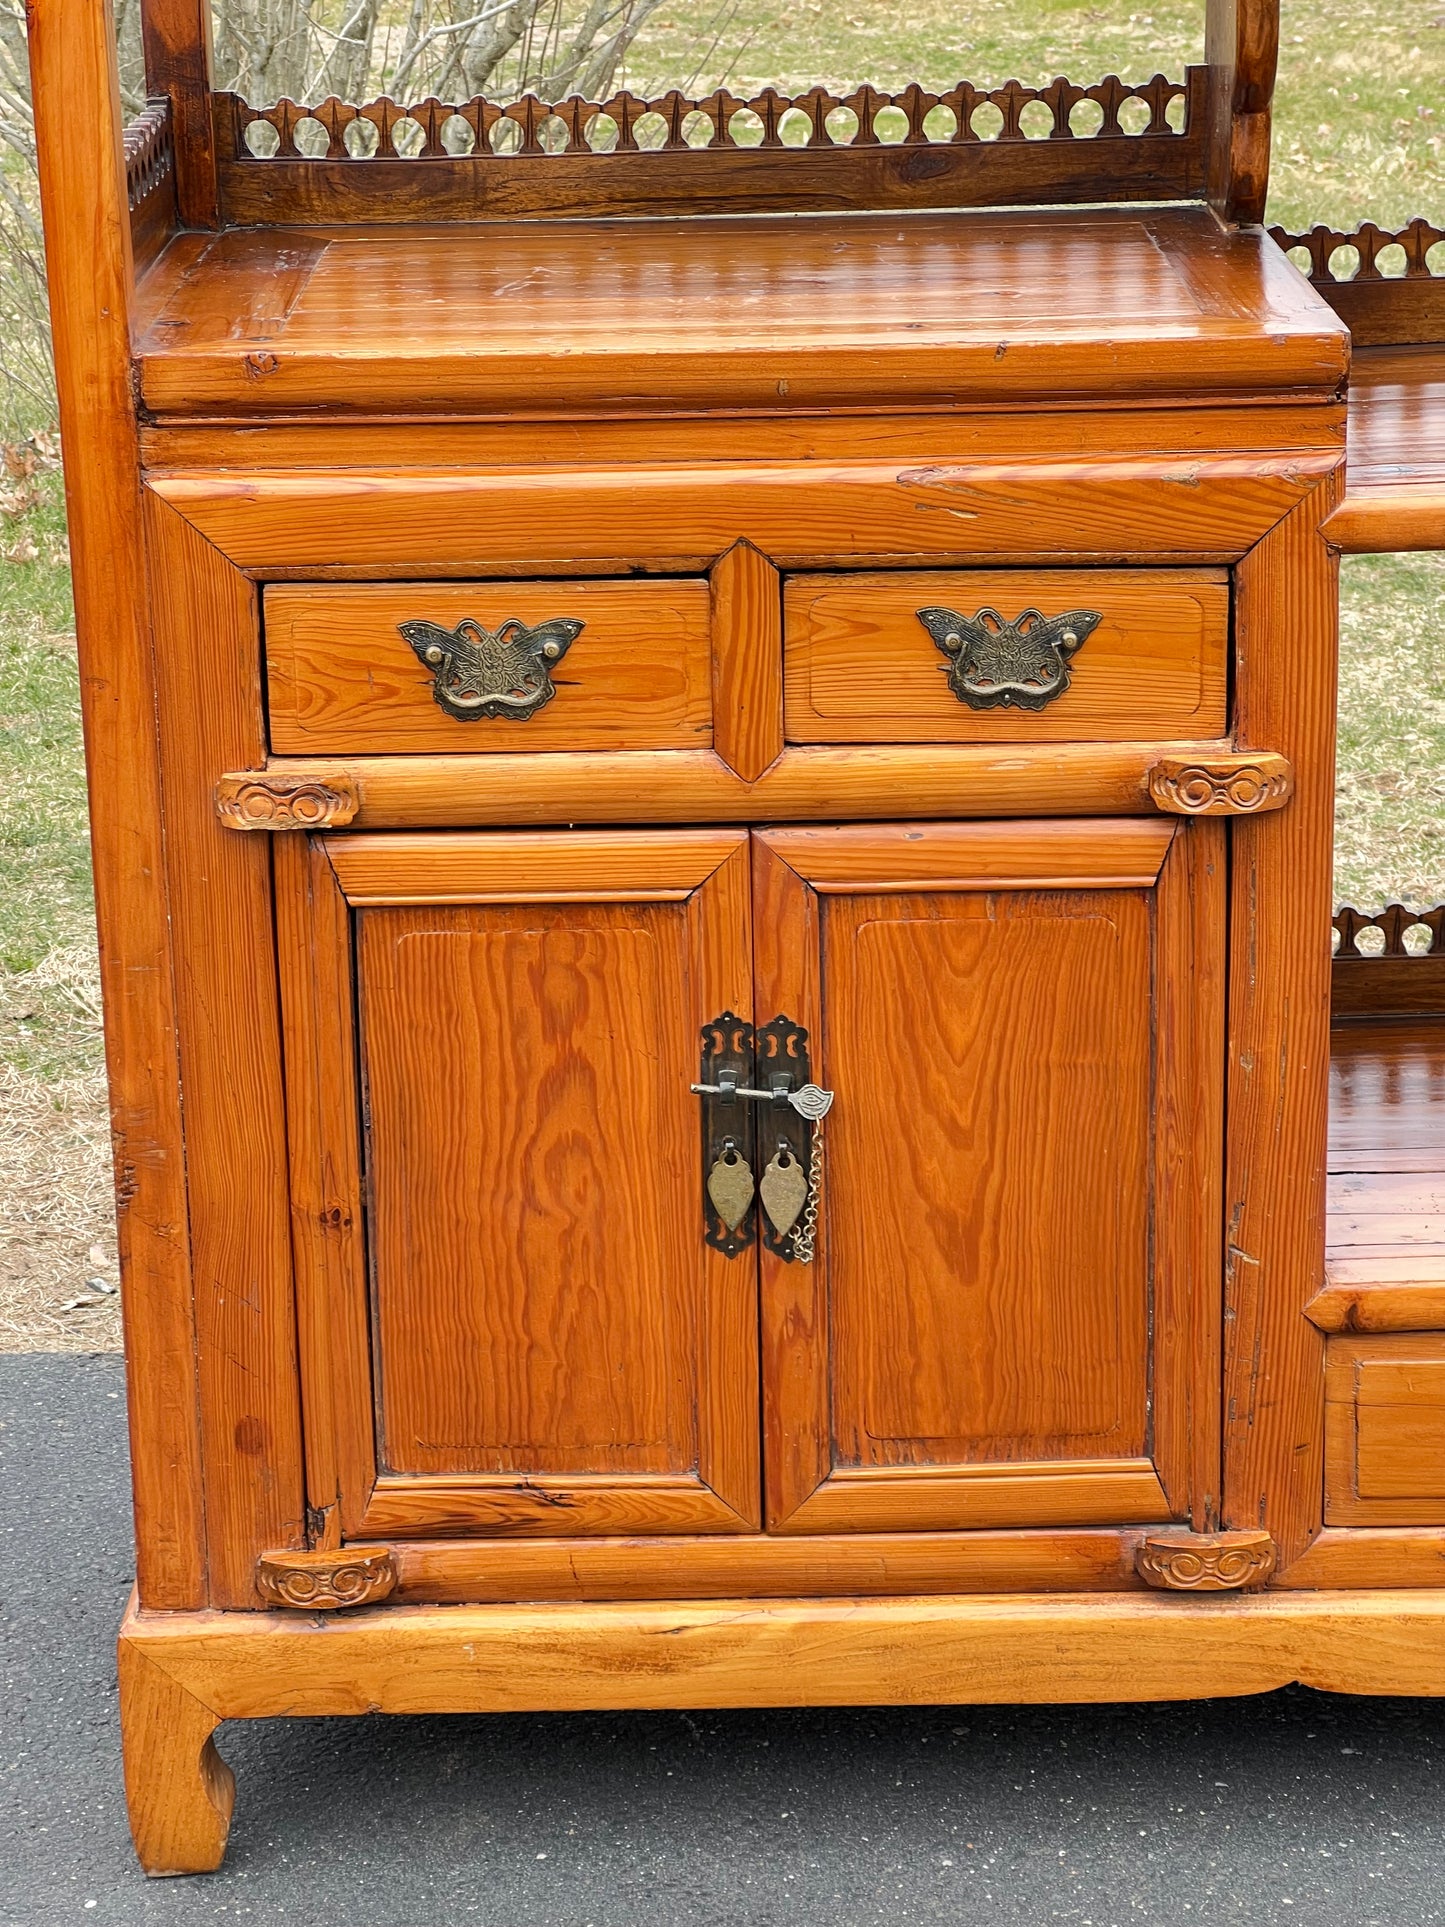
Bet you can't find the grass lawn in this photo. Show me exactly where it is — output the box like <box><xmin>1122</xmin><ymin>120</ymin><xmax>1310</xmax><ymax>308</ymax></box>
<box><xmin>1</xmin><ymin>2</ymin><xmax>1443</xmax><ymax>1346</ymax></box>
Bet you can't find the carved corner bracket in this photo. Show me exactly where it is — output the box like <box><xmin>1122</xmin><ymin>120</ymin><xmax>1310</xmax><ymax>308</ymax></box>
<box><xmin>1135</xmin><ymin>1530</ymin><xmax>1276</xmax><ymax>1592</ymax></box>
<box><xmin>256</xmin><ymin>1545</ymin><xmax>397</xmax><ymax>1610</ymax></box>
<box><xmin>216</xmin><ymin>769</ymin><xmax>362</xmax><ymax>831</ymax></box>
<box><xmin>1147</xmin><ymin>752</ymin><xmax>1294</xmax><ymax>817</ymax></box>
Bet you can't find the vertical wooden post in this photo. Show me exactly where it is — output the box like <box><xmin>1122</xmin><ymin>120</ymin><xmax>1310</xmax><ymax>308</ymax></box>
<box><xmin>1204</xmin><ymin>0</ymin><xmax>1279</xmax><ymax>224</ymax></box>
<box><xmin>1223</xmin><ymin>475</ymin><xmax>1342</xmax><ymax>1570</ymax></box>
<box><xmin>26</xmin><ymin>0</ymin><xmax>207</xmax><ymax>1607</ymax></box>
<box><xmin>139</xmin><ymin>0</ymin><xmax>219</xmax><ymax>226</ymax></box>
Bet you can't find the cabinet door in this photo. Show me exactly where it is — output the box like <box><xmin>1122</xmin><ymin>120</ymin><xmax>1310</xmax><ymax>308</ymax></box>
<box><xmin>276</xmin><ymin>828</ymin><xmax>759</xmax><ymax>1539</ymax></box>
<box><xmin>753</xmin><ymin>818</ymin><xmax>1224</xmax><ymax>1534</ymax></box>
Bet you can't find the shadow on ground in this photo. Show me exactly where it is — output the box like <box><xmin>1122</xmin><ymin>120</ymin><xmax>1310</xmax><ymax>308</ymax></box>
<box><xmin>3</xmin><ymin>1353</ymin><xmax>1443</xmax><ymax>1926</ymax></box>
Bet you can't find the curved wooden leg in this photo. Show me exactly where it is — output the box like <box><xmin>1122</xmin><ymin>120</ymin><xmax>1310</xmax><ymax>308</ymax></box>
<box><xmin>117</xmin><ymin>1634</ymin><xmax>235</xmax><ymax>1876</ymax></box>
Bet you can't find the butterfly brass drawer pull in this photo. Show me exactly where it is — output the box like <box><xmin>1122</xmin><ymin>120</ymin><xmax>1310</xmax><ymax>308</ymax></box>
<box><xmin>398</xmin><ymin>613</ymin><xmax>585</xmax><ymax>722</ymax></box>
<box><xmin>915</xmin><ymin>604</ymin><xmax>1103</xmax><ymax>711</ymax></box>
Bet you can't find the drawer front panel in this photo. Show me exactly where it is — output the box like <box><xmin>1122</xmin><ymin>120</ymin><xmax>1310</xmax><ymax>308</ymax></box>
<box><xmin>1326</xmin><ymin>1334</ymin><xmax>1445</xmax><ymax>1525</ymax></box>
<box><xmin>784</xmin><ymin>567</ymin><xmax>1228</xmax><ymax>743</ymax></box>
<box><xmin>265</xmin><ymin>579</ymin><xmax>714</xmax><ymax>755</ymax></box>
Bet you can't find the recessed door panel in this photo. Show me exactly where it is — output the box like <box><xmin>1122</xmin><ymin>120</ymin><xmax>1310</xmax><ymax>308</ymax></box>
<box><xmin>359</xmin><ymin>910</ymin><xmax>696</xmax><ymax>1479</ymax></box>
<box><xmin>826</xmin><ymin>894</ymin><xmax>1149</xmax><ymax>1466</ymax></box>
<box><xmin>277</xmin><ymin>828</ymin><xmax>758</xmax><ymax>1540</ymax></box>
<box><xmin>753</xmin><ymin>817</ymin><xmax>1224</xmax><ymax>1535</ymax></box>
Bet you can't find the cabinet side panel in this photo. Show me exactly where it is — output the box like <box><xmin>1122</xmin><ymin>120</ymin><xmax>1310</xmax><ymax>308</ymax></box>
<box><xmin>145</xmin><ymin>494</ymin><xmax>306</xmax><ymax>1604</ymax></box>
<box><xmin>1225</xmin><ymin>476</ymin><xmax>1341</xmax><ymax>1568</ymax></box>
<box><xmin>29</xmin><ymin>0</ymin><xmax>205</xmax><ymax>1604</ymax></box>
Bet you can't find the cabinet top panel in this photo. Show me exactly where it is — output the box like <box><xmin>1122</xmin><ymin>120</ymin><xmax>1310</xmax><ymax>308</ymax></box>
<box><xmin>133</xmin><ymin>206</ymin><xmax>1347</xmax><ymax>422</ymax></box>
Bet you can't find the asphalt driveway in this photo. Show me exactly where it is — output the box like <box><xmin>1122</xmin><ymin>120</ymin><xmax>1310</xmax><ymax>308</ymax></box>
<box><xmin>3</xmin><ymin>1351</ymin><xmax>1444</xmax><ymax>1926</ymax></box>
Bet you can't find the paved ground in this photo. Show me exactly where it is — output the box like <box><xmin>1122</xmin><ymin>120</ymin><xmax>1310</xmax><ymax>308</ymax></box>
<box><xmin>4</xmin><ymin>1354</ymin><xmax>1445</xmax><ymax>1926</ymax></box>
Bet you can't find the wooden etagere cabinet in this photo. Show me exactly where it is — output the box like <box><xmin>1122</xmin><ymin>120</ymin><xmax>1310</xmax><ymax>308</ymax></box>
<box><xmin>27</xmin><ymin>0</ymin><xmax>1445</xmax><ymax>1879</ymax></box>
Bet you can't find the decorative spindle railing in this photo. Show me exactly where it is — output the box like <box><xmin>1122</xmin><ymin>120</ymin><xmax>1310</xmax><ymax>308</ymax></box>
<box><xmin>210</xmin><ymin>67</ymin><xmax>1208</xmax><ymax>223</ymax></box>
<box><xmin>1270</xmin><ymin>219</ymin><xmax>1445</xmax><ymax>347</ymax></box>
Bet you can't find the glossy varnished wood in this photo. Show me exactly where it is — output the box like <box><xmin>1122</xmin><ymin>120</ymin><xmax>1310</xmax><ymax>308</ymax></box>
<box><xmin>752</xmin><ymin>818</ymin><xmax>1219</xmax><ymax>1535</ymax></box>
<box><xmin>709</xmin><ymin>542</ymin><xmax>783</xmax><ymax>783</ymax></box>
<box><xmin>131</xmin><ymin>210</ymin><xmax>1345</xmax><ymax>420</ymax></box>
<box><xmin>27</xmin><ymin>0</ymin><xmax>206</xmax><ymax>1607</ymax></box>
<box><xmin>148</xmin><ymin>457</ymin><xmax>1335</xmax><ymax>577</ymax></box>
<box><xmin>116</xmin><ymin>1582</ymin><xmax>1445</xmax><ymax>1869</ymax></box>
<box><xmin>281</xmin><ymin>829</ymin><xmax>760</xmax><ymax>1538</ymax></box>
<box><xmin>388</xmin><ymin>1529</ymin><xmax>1155</xmax><ymax>1603</ymax></box>
<box><xmin>1325</xmin><ymin>1334</ymin><xmax>1445</xmax><ymax>1526</ymax></box>
<box><xmin>1329</xmin><ymin>346</ymin><xmax>1445</xmax><ymax>553</ymax></box>
<box><xmin>135</xmin><ymin>404</ymin><xmax>1346</xmax><ymax>478</ymax></box>
<box><xmin>1222</xmin><ymin>479</ymin><xmax>1340</xmax><ymax>1567</ymax></box>
<box><xmin>784</xmin><ymin>567</ymin><xmax>1228</xmax><ymax>744</ymax></box>
<box><xmin>1305</xmin><ymin>1018</ymin><xmax>1445</xmax><ymax>1334</ymax></box>
<box><xmin>144</xmin><ymin>496</ymin><xmax>306</xmax><ymax>1606</ymax></box>
<box><xmin>254</xmin><ymin>741</ymin><xmax>1237</xmax><ymax>831</ymax></box>
<box><xmin>264</xmin><ymin>578</ymin><xmax>714</xmax><ymax>754</ymax></box>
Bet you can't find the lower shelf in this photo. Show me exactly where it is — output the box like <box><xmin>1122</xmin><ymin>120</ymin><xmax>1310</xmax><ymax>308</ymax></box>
<box><xmin>1318</xmin><ymin>1012</ymin><xmax>1445</xmax><ymax>1332</ymax></box>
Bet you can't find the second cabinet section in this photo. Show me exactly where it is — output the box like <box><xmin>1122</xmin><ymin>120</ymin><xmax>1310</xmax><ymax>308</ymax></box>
<box><xmin>275</xmin><ymin>817</ymin><xmax>1225</xmax><ymax>1551</ymax></box>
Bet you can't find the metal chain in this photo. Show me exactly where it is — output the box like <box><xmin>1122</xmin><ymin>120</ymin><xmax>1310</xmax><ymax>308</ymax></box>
<box><xmin>791</xmin><ymin>1119</ymin><xmax>824</xmax><ymax>1265</ymax></box>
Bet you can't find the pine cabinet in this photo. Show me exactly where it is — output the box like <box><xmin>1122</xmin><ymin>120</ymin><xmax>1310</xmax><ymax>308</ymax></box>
<box><xmin>275</xmin><ymin>815</ymin><xmax>1221</xmax><ymax>1569</ymax></box>
<box><xmin>45</xmin><ymin>0</ymin><xmax>1426</xmax><ymax>1858</ymax></box>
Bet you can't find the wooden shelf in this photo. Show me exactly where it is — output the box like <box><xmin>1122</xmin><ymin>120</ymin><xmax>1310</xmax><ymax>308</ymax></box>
<box><xmin>1314</xmin><ymin>1015</ymin><xmax>1445</xmax><ymax>1332</ymax></box>
<box><xmin>1330</xmin><ymin>344</ymin><xmax>1445</xmax><ymax>552</ymax></box>
<box><xmin>129</xmin><ymin>206</ymin><xmax>1346</xmax><ymax>421</ymax></box>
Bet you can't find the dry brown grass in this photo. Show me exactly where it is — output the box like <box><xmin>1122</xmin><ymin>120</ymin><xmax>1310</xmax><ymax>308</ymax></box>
<box><xmin>0</xmin><ymin>944</ymin><xmax>119</xmax><ymax>1350</ymax></box>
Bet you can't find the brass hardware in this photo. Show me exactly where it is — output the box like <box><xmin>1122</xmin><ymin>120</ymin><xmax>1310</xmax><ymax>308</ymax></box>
<box><xmin>706</xmin><ymin>1139</ymin><xmax>756</xmax><ymax>1233</ymax></box>
<box><xmin>697</xmin><ymin>1012</ymin><xmax>757</xmax><ymax>1258</ymax></box>
<box><xmin>256</xmin><ymin>1545</ymin><xmax>396</xmax><ymax>1610</ymax></box>
<box><xmin>759</xmin><ymin>1142</ymin><xmax>810</xmax><ymax>1242</ymax></box>
<box><xmin>915</xmin><ymin>605</ymin><xmax>1102</xmax><ymax>710</ymax></box>
<box><xmin>1148</xmin><ymin>751</ymin><xmax>1294</xmax><ymax>816</ymax></box>
<box><xmin>693</xmin><ymin>1014</ymin><xmax>831</xmax><ymax>1263</ymax></box>
<box><xmin>398</xmin><ymin>613</ymin><xmax>585</xmax><ymax>722</ymax></box>
<box><xmin>216</xmin><ymin>769</ymin><xmax>361</xmax><ymax>830</ymax></box>
<box><xmin>754</xmin><ymin>1016</ymin><xmax>826</xmax><ymax>1265</ymax></box>
<box><xmin>1134</xmin><ymin>1530</ymin><xmax>1276</xmax><ymax>1592</ymax></box>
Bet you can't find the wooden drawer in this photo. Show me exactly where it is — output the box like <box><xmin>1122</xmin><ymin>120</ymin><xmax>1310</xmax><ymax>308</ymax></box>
<box><xmin>783</xmin><ymin>567</ymin><xmax>1228</xmax><ymax>743</ymax></box>
<box><xmin>1326</xmin><ymin>1334</ymin><xmax>1445</xmax><ymax>1525</ymax></box>
<box><xmin>264</xmin><ymin>579</ymin><xmax>714</xmax><ymax>755</ymax></box>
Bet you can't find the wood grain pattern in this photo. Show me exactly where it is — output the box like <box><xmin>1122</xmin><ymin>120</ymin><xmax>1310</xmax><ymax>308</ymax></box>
<box><xmin>1151</xmin><ymin>821</ymin><xmax>1226</xmax><ymax>1524</ymax></box>
<box><xmin>281</xmin><ymin>827</ymin><xmax>760</xmax><ymax>1538</ymax></box>
<box><xmin>389</xmin><ymin>1529</ymin><xmax>1154</xmax><ymax>1602</ymax></box>
<box><xmin>753</xmin><ymin>817</ymin><xmax>1214</xmax><ymax>1535</ymax></box>
<box><xmin>209</xmin><ymin>86</ymin><xmax>1208</xmax><ymax>229</ymax></box>
<box><xmin>120</xmin><ymin>1588</ymin><xmax>1445</xmax><ymax>1734</ymax></box>
<box><xmin>137</xmin><ymin>0</ymin><xmax>219</xmax><ymax>228</ymax></box>
<box><xmin>325</xmin><ymin>828</ymin><xmax>747</xmax><ymax>903</ymax></box>
<box><xmin>117</xmin><ymin>1627</ymin><xmax>233</xmax><ymax>1877</ymax></box>
<box><xmin>1205</xmin><ymin>0</ymin><xmax>1277</xmax><ymax>222</ymax></box>
<box><xmin>259</xmin><ymin>741</ymin><xmax>1230</xmax><ymax>831</ymax></box>
<box><xmin>272</xmin><ymin>835</ymin><xmax>376</xmax><ymax>1541</ymax></box>
<box><xmin>27</xmin><ymin>0</ymin><xmax>205</xmax><ymax>1607</ymax></box>
<box><xmin>265</xmin><ymin>579</ymin><xmax>713</xmax><ymax>755</ymax></box>
<box><xmin>145</xmin><ymin>495</ymin><xmax>306</xmax><ymax>1606</ymax></box>
<box><xmin>1278</xmin><ymin>1528</ymin><xmax>1445</xmax><ymax>1589</ymax></box>
<box><xmin>132</xmin><ymin>211</ymin><xmax>1344</xmax><ymax>419</ymax></box>
<box><xmin>135</xmin><ymin>402</ymin><xmax>1347</xmax><ymax>478</ymax></box>
<box><xmin>150</xmin><ymin>458</ymin><xmax>1336</xmax><ymax>573</ymax></box>
<box><xmin>1222</xmin><ymin>476</ymin><xmax>1342</xmax><ymax>1567</ymax></box>
<box><xmin>755</xmin><ymin>818</ymin><xmax>1174</xmax><ymax>891</ymax></box>
<box><xmin>784</xmin><ymin>568</ymin><xmax>1228</xmax><ymax>743</ymax></box>
<box><xmin>1326</xmin><ymin>1335</ymin><xmax>1445</xmax><ymax>1526</ymax></box>
<box><xmin>709</xmin><ymin>542</ymin><xmax>782</xmax><ymax>782</ymax></box>
<box><xmin>1329</xmin><ymin>346</ymin><xmax>1445</xmax><ymax>553</ymax></box>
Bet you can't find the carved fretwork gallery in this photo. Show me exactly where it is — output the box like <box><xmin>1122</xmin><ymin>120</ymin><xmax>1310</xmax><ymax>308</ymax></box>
<box><xmin>24</xmin><ymin>0</ymin><xmax>1445</xmax><ymax>1879</ymax></box>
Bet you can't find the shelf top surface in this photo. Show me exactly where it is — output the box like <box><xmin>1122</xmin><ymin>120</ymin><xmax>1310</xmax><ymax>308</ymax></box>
<box><xmin>133</xmin><ymin>205</ymin><xmax>1348</xmax><ymax>420</ymax></box>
